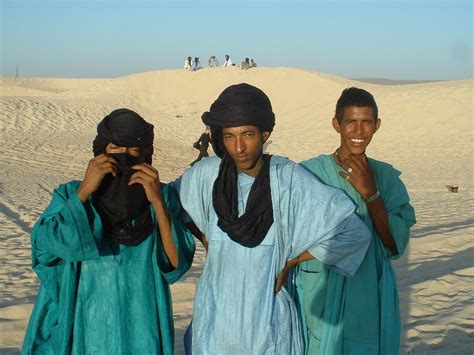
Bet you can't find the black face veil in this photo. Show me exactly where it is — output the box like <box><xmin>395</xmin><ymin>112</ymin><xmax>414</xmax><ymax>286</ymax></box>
<box><xmin>201</xmin><ymin>83</ymin><xmax>275</xmax><ymax>248</ymax></box>
<box><xmin>92</xmin><ymin>108</ymin><xmax>155</xmax><ymax>246</ymax></box>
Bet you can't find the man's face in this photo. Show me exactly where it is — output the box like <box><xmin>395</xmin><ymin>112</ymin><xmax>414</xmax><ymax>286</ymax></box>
<box><xmin>222</xmin><ymin>125</ymin><xmax>270</xmax><ymax>177</ymax></box>
<box><xmin>105</xmin><ymin>143</ymin><xmax>141</xmax><ymax>157</ymax></box>
<box><xmin>332</xmin><ymin>106</ymin><xmax>380</xmax><ymax>157</ymax></box>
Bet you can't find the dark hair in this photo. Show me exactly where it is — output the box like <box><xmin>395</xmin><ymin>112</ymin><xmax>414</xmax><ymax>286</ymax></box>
<box><xmin>335</xmin><ymin>87</ymin><xmax>378</xmax><ymax>123</ymax></box>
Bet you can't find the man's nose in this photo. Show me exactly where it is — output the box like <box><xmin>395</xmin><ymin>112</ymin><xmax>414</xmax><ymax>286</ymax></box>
<box><xmin>115</xmin><ymin>147</ymin><xmax>128</xmax><ymax>154</ymax></box>
<box><xmin>356</xmin><ymin>122</ymin><xmax>364</xmax><ymax>134</ymax></box>
<box><xmin>236</xmin><ymin>137</ymin><xmax>245</xmax><ymax>153</ymax></box>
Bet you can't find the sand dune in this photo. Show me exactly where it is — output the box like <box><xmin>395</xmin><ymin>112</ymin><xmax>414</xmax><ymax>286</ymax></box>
<box><xmin>1</xmin><ymin>68</ymin><xmax>472</xmax><ymax>354</ymax></box>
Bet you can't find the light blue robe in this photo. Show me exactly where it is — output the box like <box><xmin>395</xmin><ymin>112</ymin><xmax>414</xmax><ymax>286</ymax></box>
<box><xmin>22</xmin><ymin>181</ymin><xmax>195</xmax><ymax>355</ymax></box>
<box><xmin>296</xmin><ymin>154</ymin><xmax>416</xmax><ymax>354</ymax></box>
<box><xmin>177</xmin><ymin>156</ymin><xmax>371</xmax><ymax>355</ymax></box>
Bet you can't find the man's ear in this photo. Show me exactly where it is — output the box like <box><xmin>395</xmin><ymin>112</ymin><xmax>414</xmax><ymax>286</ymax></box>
<box><xmin>262</xmin><ymin>131</ymin><xmax>271</xmax><ymax>142</ymax></box>
<box><xmin>375</xmin><ymin>118</ymin><xmax>381</xmax><ymax>132</ymax></box>
<box><xmin>332</xmin><ymin>117</ymin><xmax>341</xmax><ymax>133</ymax></box>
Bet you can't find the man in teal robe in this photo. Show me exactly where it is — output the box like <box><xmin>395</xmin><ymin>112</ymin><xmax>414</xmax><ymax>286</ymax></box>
<box><xmin>296</xmin><ymin>88</ymin><xmax>416</xmax><ymax>354</ymax></box>
<box><xmin>22</xmin><ymin>109</ymin><xmax>195</xmax><ymax>354</ymax></box>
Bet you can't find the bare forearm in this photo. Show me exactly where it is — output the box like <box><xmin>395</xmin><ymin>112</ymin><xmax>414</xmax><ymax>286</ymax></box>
<box><xmin>288</xmin><ymin>250</ymin><xmax>315</xmax><ymax>268</ymax></box>
<box><xmin>274</xmin><ymin>251</ymin><xmax>315</xmax><ymax>293</ymax></box>
<box><xmin>152</xmin><ymin>200</ymin><xmax>179</xmax><ymax>268</ymax></box>
<box><xmin>366</xmin><ymin>197</ymin><xmax>398</xmax><ymax>255</ymax></box>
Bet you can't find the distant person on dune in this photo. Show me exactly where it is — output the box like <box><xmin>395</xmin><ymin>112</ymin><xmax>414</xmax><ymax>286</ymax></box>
<box><xmin>22</xmin><ymin>109</ymin><xmax>195</xmax><ymax>354</ymax></box>
<box><xmin>184</xmin><ymin>56</ymin><xmax>192</xmax><ymax>71</ymax></box>
<box><xmin>190</xmin><ymin>126</ymin><xmax>211</xmax><ymax>166</ymax></box>
<box><xmin>295</xmin><ymin>87</ymin><xmax>416</xmax><ymax>354</ymax></box>
<box><xmin>222</xmin><ymin>54</ymin><xmax>233</xmax><ymax>67</ymax></box>
<box><xmin>208</xmin><ymin>55</ymin><xmax>219</xmax><ymax>67</ymax></box>
<box><xmin>241</xmin><ymin>57</ymin><xmax>251</xmax><ymax>70</ymax></box>
<box><xmin>192</xmin><ymin>57</ymin><xmax>202</xmax><ymax>71</ymax></box>
<box><xmin>251</xmin><ymin>59</ymin><xmax>257</xmax><ymax>67</ymax></box>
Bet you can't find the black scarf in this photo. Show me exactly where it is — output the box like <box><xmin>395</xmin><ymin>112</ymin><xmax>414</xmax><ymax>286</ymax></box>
<box><xmin>212</xmin><ymin>153</ymin><xmax>273</xmax><ymax>247</ymax></box>
<box><xmin>91</xmin><ymin>108</ymin><xmax>155</xmax><ymax>246</ymax></box>
<box><xmin>93</xmin><ymin>153</ymin><xmax>153</xmax><ymax>246</ymax></box>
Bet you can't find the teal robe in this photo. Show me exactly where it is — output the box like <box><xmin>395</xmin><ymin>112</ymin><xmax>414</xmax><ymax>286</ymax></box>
<box><xmin>296</xmin><ymin>155</ymin><xmax>416</xmax><ymax>355</ymax></box>
<box><xmin>22</xmin><ymin>181</ymin><xmax>195</xmax><ymax>354</ymax></box>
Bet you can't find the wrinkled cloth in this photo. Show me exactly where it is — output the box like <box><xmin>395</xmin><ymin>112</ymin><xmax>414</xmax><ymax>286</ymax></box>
<box><xmin>176</xmin><ymin>156</ymin><xmax>371</xmax><ymax>354</ymax></box>
<box><xmin>212</xmin><ymin>154</ymin><xmax>273</xmax><ymax>248</ymax></box>
<box><xmin>22</xmin><ymin>181</ymin><xmax>195</xmax><ymax>355</ymax></box>
<box><xmin>91</xmin><ymin>108</ymin><xmax>155</xmax><ymax>245</ymax></box>
<box><xmin>93</xmin><ymin>153</ymin><xmax>152</xmax><ymax>246</ymax></box>
<box><xmin>295</xmin><ymin>154</ymin><xmax>416</xmax><ymax>354</ymax></box>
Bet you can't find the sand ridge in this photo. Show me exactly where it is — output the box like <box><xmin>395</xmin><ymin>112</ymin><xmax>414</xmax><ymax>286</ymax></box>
<box><xmin>1</xmin><ymin>67</ymin><xmax>472</xmax><ymax>354</ymax></box>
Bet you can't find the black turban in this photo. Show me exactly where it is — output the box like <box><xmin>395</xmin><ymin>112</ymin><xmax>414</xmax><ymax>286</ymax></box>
<box><xmin>201</xmin><ymin>83</ymin><xmax>275</xmax><ymax>158</ymax></box>
<box><xmin>93</xmin><ymin>108</ymin><xmax>154</xmax><ymax>163</ymax></box>
<box><xmin>203</xmin><ymin>83</ymin><xmax>275</xmax><ymax>248</ymax></box>
<box><xmin>202</xmin><ymin>83</ymin><xmax>275</xmax><ymax>131</ymax></box>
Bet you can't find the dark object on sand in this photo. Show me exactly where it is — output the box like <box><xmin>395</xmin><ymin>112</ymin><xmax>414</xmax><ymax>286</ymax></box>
<box><xmin>190</xmin><ymin>132</ymin><xmax>210</xmax><ymax>166</ymax></box>
<box><xmin>449</xmin><ymin>183</ymin><xmax>459</xmax><ymax>193</ymax></box>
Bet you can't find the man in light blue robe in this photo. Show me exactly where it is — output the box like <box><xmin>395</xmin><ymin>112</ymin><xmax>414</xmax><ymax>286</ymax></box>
<box><xmin>296</xmin><ymin>88</ymin><xmax>416</xmax><ymax>354</ymax></box>
<box><xmin>176</xmin><ymin>83</ymin><xmax>371</xmax><ymax>354</ymax></box>
<box><xmin>22</xmin><ymin>109</ymin><xmax>195</xmax><ymax>354</ymax></box>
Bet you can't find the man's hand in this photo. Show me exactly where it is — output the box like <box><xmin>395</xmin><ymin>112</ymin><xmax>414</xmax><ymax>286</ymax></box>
<box><xmin>334</xmin><ymin>153</ymin><xmax>377</xmax><ymax>200</ymax></box>
<box><xmin>274</xmin><ymin>251</ymin><xmax>316</xmax><ymax>294</ymax></box>
<box><xmin>275</xmin><ymin>263</ymin><xmax>291</xmax><ymax>294</ymax></box>
<box><xmin>129</xmin><ymin>163</ymin><xmax>163</xmax><ymax>204</ymax></box>
<box><xmin>131</xmin><ymin>163</ymin><xmax>180</xmax><ymax>267</ymax></box>
<box><xmin>335</xmin><ymin>152</ymin><xmax>398</xmax><ymax>255</ymax></box>
<box><xmin>77</xmin><ymin>154</ymin><xmax>117</xmax><ymax>202</ymax></box>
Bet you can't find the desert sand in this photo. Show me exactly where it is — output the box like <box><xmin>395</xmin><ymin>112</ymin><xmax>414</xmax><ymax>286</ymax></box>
<box><xmin>0</xmin><ymin>67</ymin><xmax>472</xmax><ymax>354</ymax></box>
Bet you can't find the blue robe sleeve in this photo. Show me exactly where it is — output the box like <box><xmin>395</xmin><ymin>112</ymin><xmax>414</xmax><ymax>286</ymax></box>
<box><xmin>283</xmin><ymin>163</ymin><xmax>371</xmax><ymax>276</ymax></box>
<box><xmin>378</xmin><ymin>166</ymin><xmax>416</xmax><ymax>260</ymax></box>
<box><xmin>309</xmin><ymin>214</ymin><xmax>372</xmax><ymax>277</ymax></box>
<box><xmin>32</xmin><ymin>181</ymin><xmax>100</xmax><ymax>267</ymax></box>
<box><xmin>177</xmin><ymin>157</ymin><xmax>220</xmax><ymax>236</ymax></box>
<box><xmin>24</xmin><ymin>181</ymin><xmax>99</xmax><ymax>354</ymax></box>
<box><xmin>153</xmin><ymin>183</ymin><xmax>195</xmax><ymax>284</ymax></box>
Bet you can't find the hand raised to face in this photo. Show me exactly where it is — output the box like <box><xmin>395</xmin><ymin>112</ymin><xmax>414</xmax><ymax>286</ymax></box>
<box><xmin>334</xmin><ymin>152</ymin><xmax>378</xmax><ymax>200</ymax></box>
<box><xmin>128</xmin><ymin>163</ymin><xmax>163</xmax><ymax>204</ymax></box>
<box><xmin>77</xmin><ymin>154</ymin><xmax>117</xmax><ymax>202</ymax></box>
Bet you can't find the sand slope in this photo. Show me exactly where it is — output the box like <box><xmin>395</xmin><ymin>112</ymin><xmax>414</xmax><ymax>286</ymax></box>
<box><xmin>1</xmin><ymin>68</ymin><xmax>472</xmax><ymax>354</ymax></box>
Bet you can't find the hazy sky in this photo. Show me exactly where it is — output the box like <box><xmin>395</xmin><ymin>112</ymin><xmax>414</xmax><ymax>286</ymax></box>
<box><xmin>1</xmin><ymin>0</ymin><xmax>472</xmax><ymax>80</ymax></box>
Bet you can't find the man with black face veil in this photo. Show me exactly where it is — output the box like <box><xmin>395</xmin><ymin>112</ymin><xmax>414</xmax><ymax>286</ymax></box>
<box><xmin>22</xmin><ymin>109</ymin><xmax>195</xmax><ymax>355</ymax></box>
<box><xmin>176</xmin><ymin>83</ymin><xmax>371</xmax><ymax>354</ymax></box>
